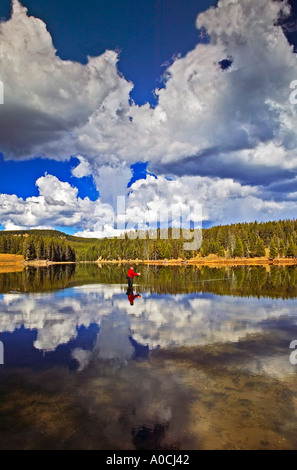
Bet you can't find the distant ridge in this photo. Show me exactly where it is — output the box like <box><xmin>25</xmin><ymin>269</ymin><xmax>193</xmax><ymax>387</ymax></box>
<box><xmin>0</xmin><ymin>229</ymin><xmax>98</xmax><ymax>244</ymax></box>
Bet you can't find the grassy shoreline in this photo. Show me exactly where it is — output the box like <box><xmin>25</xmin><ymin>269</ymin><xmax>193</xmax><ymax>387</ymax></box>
<box><xmin>0</xmin><ymin>254</ymin><xmax>24</xmax><ymax>265</ymax></box>
<box><xmin>0</xmin><ymin>254</ymin><xmax>76</xmax><ymax>269</ymax></box>
<box><xmin>96</xmin><ymin>257</ymin><xmax>297</xmax><ymax>267</ymax></box>
<box><xmin>1</xmin><ymin>253</ymin><xmax>297</xmax><ymax>271</ymax></box>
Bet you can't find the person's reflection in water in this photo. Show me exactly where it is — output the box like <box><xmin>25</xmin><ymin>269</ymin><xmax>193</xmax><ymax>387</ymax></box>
<box><xmin>126</xmin><ymin>286</ymin><xmax>141</xmax><ymax>306</ymax></box>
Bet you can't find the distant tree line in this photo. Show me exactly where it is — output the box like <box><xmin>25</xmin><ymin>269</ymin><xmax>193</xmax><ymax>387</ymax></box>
<box><xmin>1</xmin><ymin>219</ymin><xmax>297</xmax><ymax>261</ymax></box>
<box><xmin>0</xmin><ymin>234</ymin><xmax>76</xmax><ymax>262</ymax></box>
<box><xmin>95</xmin><ymin>229</ymin><xmax>194</xmax><ymax>261</ymax></box>
<box><xmin>200</xmin><ymin>219</ymin><xmax>297</xmax><ymax>260</ymax></box>
<box><xmin>94</xmin><ymin>220</ymin><xmax>297</xmax><ymax>261</ymax></box>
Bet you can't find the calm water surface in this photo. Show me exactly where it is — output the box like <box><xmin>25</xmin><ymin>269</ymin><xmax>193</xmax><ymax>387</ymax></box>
<box><xmin>1</xmin><ymin>264</ymin><xmax>297</xmax><ymax>449</ymax></box>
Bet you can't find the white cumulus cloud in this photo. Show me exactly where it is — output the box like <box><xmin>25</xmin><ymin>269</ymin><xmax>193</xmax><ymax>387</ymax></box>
<box><xmin>0</xmin><ymin>0</ymin><xmax>297</xmax><ymax>230</ymax></box>
<box><xmin>0</xmin><ymin>173</ymin><xmax>296</xmax><ymax>234</ymax></box>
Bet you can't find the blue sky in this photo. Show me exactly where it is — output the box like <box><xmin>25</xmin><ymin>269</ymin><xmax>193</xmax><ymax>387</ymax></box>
<box><xmin>0</xmin><ymin>0</ymin><xmax>216</xmax><ymax>214</ymax></box>
<box><xmin>0</xmin><ymin>0</ymin><xmax>217</xmax><ymax>106</ymax></box>
<box><xmin>0</xmin><ymin>0</ymin><xmax>297</xmax><ymax>236</ymax></box>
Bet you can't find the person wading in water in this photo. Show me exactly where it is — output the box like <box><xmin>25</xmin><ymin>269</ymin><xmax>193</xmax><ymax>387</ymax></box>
<box><xmin>127</xmin><ymin>266</ymin><xmax>141</xmax><ymax>289</ymax></box>
<box><xmin>126</xmin><ymin>267</ymin><xmax>141</xmax><ymax>305</ymax></box>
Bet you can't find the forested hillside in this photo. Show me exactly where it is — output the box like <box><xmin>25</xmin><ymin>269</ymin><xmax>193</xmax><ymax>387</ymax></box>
<box><xmin>0</xmin><ymin>232</ymin><xmax>76</xmax><ymax>262</ymax></box>
<box><xmin>94</xmin><ymin>220</ymin><xmax>297</xmax><ymax>261</ymax></box>
<box><xmin>0</xmin><ymin>219</ymin><xmax>297</xmax><ymax>261</ymax></box>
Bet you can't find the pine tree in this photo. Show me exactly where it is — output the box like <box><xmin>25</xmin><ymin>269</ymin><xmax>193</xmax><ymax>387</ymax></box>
<box><xmin>233</xmin><ymin>236</ymin><xmax>244</xmax><ymax>258</ymax></box>
<box><xmin>255</xmin><ymin>237</ymin><xmax>266</xmax><ymax>257</ymax></box>
<box><xmin>226</xmin><ymin>242</ymin><xmax>233</xmax><ymax>259</ymax></box>
<box><xmin>272</xmin><ymin>235</ymin><xmax>279</xmax><ymax>250</ymax></box>
<box><xmin>22</xmin><ymin>239</ymin><xmax>29</xmax><ymax>260</ymax></box>
<box><xmin>217</xmin><ymin>244</ymin><xmax>225</xmax><ymax>258</ymax></box>
<box><xmin>23</xmin><ymin>238</ymin><xmax>36</xmax><ymax>260</ymax></box>
<box><xmin>36</xmin><ymin>238</ymin><xmax>45</xmax><ymax>260</ymax></box>
<box><xmin>243</xmin><ymin>241</ymin><xmax>249</xmax><ymax>258</ymax></box>
<box><xmin>279</xmin><ymin>239</ymin><xmax>286</xmax><ymax>257</ymax></box>
<box><xmin>286</xmin><ymin>237</ymin><xmax>297</xmax><ymax>258</ymax></box>
<box><xmin>269</xmin><ymin>239</ymin><xmax>278</xmax><ymax>260</ymax></box>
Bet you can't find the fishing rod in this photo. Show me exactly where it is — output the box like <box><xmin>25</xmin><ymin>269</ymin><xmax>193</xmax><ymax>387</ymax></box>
<box><xmin>191</xmin><ymin>277</ymin><xmax>232</xmax><ymax>282</ymax></box>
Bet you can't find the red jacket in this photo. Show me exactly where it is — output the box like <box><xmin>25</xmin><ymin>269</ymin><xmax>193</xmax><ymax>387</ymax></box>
<box><xmin>127</xmin><ymin>268</ymin><xmax>140</xmax><ymax>279</ymax></box>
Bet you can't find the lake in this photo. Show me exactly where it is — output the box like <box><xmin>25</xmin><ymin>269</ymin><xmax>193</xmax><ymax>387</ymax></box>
<box><xmin>0</xmin><ymin>263</ymin><xmax>297</xmax><ymax>449</ymax></box>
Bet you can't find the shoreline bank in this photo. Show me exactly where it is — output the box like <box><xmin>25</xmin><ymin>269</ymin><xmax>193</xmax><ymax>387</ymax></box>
<box><xmin>95</xmin><ymin>257</ymin><xmax>297</xmax><ymax>267</ymax></box>
<box><xmin>1</xmin><ymin>254</ymin><xmax>297</xmax><ymax>271</ymax></box>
